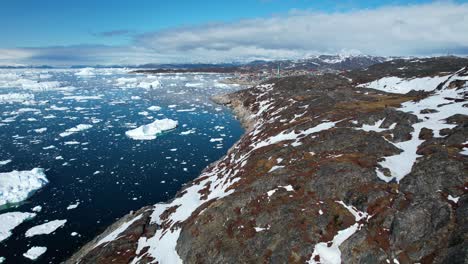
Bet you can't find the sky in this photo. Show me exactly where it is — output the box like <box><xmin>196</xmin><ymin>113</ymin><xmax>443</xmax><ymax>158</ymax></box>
<box><xmin>1</xmin><ymin>0</ymin><xmax>467</xmax><ymax>65</ymax></box>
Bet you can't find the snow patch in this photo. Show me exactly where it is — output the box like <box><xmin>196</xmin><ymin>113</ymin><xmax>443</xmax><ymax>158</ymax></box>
<box><xmin>93</xmin><ymin>214</ymin><xmax>142</xmax><ymax>248</ymax></box>
<box><xmin>358</xmin><ymin>75</ymin><xmax>450</xmax><ymax>94</ymax></box>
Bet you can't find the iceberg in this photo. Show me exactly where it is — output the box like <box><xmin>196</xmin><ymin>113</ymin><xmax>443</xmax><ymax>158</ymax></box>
<box><xmin>0</xmin><ymin>93</ymin><xmax>34</xmax><ymax>103</ymax></box>
<box><xmin>125</xmin><ymin>119</ymin><xmax>178</xmax><ymax>140</ymax></box>
<box><xmin>75</xmin><ymin>68</ymin><xmax>95</xmax><ymax>76</ymax></box>
<box><xmin>0</xmin><ymin>212</ymin><xmax>36</xmax><ymax>242</ymax></box>
<box><xmin>148</xmin><ymin>106</ymin><xmax>162</xmax><ymax>111</ymax></box>
<box><xmin>23</xmin><ymin>246</ymin><xmax>47</xmax><ymax>260</ymax></box>
<box><xmin>25</xmin><ymin>219</ymin><xmax>67</xmax><ymax>237</ymax></box>
<box><xmin>60</xmin><ymin>124</ymin><xmax>92</xmax><ymax>137</ymax></box>
<box><xmin>0</xmin><ymin>168</ymin><xmax>48</xmax><ymax>207</ymax></box>
<box><xmin>0</xmin><ymin>160</ymin><xmax>11</xmax><ymax>166</ymax></box>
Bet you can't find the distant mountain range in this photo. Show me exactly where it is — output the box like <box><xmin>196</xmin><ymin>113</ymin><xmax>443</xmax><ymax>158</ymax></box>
<box><xmin>241</xmin><ymin>54</ymin><xmax>391</xmax><ymax>72</ymax></box>
<box><xmin>0</xmin><ymin>54</ymin><xmax>392</xmax><ymax>70</ymax></box>
<box><xmin>1</xmin><ymin>55</ymin><xmax>462</xmax><ymax>71</ymax></box>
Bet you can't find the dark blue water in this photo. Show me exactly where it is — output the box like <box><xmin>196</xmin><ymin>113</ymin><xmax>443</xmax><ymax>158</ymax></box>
<box><xmin>0</xmin><ymin>69</ymin><xmax>244</xmax><ymax>263</ymax></box>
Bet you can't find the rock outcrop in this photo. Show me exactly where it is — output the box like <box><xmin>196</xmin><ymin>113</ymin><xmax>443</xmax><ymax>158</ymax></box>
<box><xmin>67</xmin><ymin>57</ymin><xmax>468</xmax><ymax>264</ymax></box>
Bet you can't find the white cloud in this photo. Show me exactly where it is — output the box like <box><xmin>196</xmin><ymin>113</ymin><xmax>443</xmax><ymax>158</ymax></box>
<box><xmin>1</xmin><ymin>2</ymin><xmax>468</xmax><ymax>65</ymax></box>
<box><xmin>137</xmin><ymin>2</ymin><xmax>468</xmax><ymax>59</ymax></box>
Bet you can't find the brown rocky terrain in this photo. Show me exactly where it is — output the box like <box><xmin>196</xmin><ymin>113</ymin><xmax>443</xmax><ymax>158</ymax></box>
<box><xmin>66</xmin><ymin>57</ymin><xmax>468</xmax><ymax>264</ymax></box>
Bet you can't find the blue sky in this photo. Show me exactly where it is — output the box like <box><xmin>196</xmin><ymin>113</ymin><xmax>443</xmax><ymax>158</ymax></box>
<box><xmin>1</xmin><ymin>0</ymin><xmax>467</xmax><ymax>65</ymax></box>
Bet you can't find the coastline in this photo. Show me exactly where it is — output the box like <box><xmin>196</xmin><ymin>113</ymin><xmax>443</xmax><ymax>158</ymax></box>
<box><xmin>66</xmin><ymin>88</ymin><xmax>256</xmax><ymax>263</ymax></box>
<box><xmin>66</xmin><ymin>57</ymin><xmax>467</xmax><ymax>263</ymax></box>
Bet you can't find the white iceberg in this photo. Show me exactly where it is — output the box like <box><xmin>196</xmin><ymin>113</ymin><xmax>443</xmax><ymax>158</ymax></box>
<box><xmin>60</xmin><ymin>124</ymin><xmax>92</xmax><ymax>137</ymax></box>
<box><xmin>25</xmin><ymin>219</ymin><xmax>67</xmax><ymax>237</ymax></box>
<box><xmin>62</xmin><ymin>95</ymin><xmax>102</xmax><ymax>101</ymax></box>
<box><xmin>115</xmin><ymin>77</ymin><xmax>161</xmax><ymax>89</ymax></box>
<box><xmin>75</xmin><ymin>68</ymin><xmax>95</xmax><ymax>76</ymax></box>
<box><xmin>0</xmin><ymin>212</ymin><xmax>36</xmax><ymax>242</ymax></box>
<box><xmin>20</xmin><ymin>80</ymin><xmax>61</xmax><ymax>91</ymax></box>
<box><xmin>34</xmin><ymin>128</ymin><xmax>47</xmax><ymax>133</ymax></box>
<box><xmin>138</xmin><ymin>80</ymin><xmax>161</xmax><ymax>89</ymax></box>
<box><xmin>148</xmin><ymin>106</ymin><xmax>162</xmax><ymax>111</ymax></box>
<box><xmin>125</xmin><ymin>119</ymin><xmax>178</xmax><ymax>140</ymax></box>
<box><xmin>23</xmin><ymin>246</ymin><xmax>47</xmax><ymax>260</ymax></box>
<box><xmin>66</xmin><ymin>202</ymin><xmax>79</xmax><ymax>210</ymax></box>
<box><xmin>0</xmin><ymin>160</ymin><xmax>11</xmax><ymax>166</ymax></box>
<box><xmin>0</xmin><ymin>93</ymin><xmax>34</xmax><ymax>103</ymax></box>
<box><xmin>0</xmin><ymin>168</ymin><xmax>48</xmax><ymax>207</ymax></box>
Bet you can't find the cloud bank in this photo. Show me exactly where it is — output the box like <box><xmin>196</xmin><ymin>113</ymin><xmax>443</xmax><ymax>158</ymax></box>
<box><xmin>1</xmin><ymin>2</ymin><xmax>468</xmax><ymax>65</ymax></box>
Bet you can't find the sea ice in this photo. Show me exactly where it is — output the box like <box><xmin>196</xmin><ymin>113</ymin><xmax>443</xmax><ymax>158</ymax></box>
<box><xmin>0</xmin><ymin>93</ymin><xmax>34</xmax><ymax>103</ymax></box>
<box><xmin>0</xmin><ymin>168</ymin><xmax>48</xmax><ymax>207</ymax></box>
<box><xmin>25</xmin><ymin>219</ymin><xmax>67</xmax><ymax>237</ymax></box>
<box><xmin>0</xmin><ymin>160</ymin><xmax>11</xmax><ymax>166</ymax></box>
<box><xmin>63</xmin><ymin>95</ymin><xmax>102</xmax><ymax>101</ymax></box>
<box><xmin>60</xmin><ymin>124</ymin><xmax>92</xmax><ymax>137</ymax></box>
<box><xmin>125</xmin><ymin>119</ymin><xmax>178</xmax><ymax>140</ymax></box>
<box><xmin>0</xmin><ymin>212</ymin><xmax>36</xmax><ymax>242</ymax></box>
<box><xmin>148</xmin><ymin>106</ymin><xmax>162</xmax><ymax>111</ymax></box>
<box><xmin>66</xmin><ymin>202</ymin><xmax>80</xmax><ymax>210</ymax></box>
<box><xmin>75</xmin><ymin>68</ymin><xmax>95</xmax><ymax>76</ymax></box>
<box><xmin>23</xmin><ymin>246</ymin><xmax>47</xmax><ymax>260</ymax></box>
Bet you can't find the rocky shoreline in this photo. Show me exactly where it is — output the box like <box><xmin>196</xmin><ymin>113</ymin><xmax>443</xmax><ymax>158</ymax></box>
<box><xmin>67</xmin><ymin>57</ymin><xmax>467</xmax><ymax>264</ymax></box>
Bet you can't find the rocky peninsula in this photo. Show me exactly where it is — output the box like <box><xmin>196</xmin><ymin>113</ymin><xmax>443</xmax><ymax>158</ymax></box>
<box><xmin>67</xmin><ymin>57</ymin><xmax>468</xmax><ymax>264</ymax></box>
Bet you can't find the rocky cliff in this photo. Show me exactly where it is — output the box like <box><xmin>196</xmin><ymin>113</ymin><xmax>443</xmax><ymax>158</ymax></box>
<box><xmin>67</xmin><ymin>57</ymin><xmax>468</xmax><ymax>264</ymax></box>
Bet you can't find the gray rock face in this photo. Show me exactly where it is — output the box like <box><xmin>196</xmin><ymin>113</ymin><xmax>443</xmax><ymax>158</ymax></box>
<box><xmin>67</xmin><ymin>57</ymin><xmax>468</xmax><ymax>264</ymax></box>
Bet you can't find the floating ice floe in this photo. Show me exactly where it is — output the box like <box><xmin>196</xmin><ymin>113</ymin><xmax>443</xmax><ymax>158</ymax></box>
<box><xmin>180</xmin><ymin>129</ymin><xmax>196</xmax><ymax>135</ymax></box>
<box><xmin>32</xmin><ymin>205</ymin><xmax>42</xmax><ymax>212</ymax></box>
<box><xmin>60</xmin><ymin>124</ymin><xmax>92</xmax><ymax>137</ymax></box>
<box><xmin>21</xmin><ymin>80</ymin><xmax>62</xmax><ymax>91</ymax></box>
<box><xmin>148</xmin><ymin>106</ymin><xmax>162</xmax><ymax>111</ymax></box>
<box><xmin>23</xmin><ymin>246</ymin><xmax>47</xmax><ymax>260</ymax></box>
<box><xmin>0</xmin><ymin>72</ymin><xmax>63</xmax><ymax>91</ymax></box>
<box><xmin>48</xmin><ymin>105</ymin><xmax>69</xmax><ymax>111</ymax></box>
<box><xmin>66</xmin><ymin>202</ymin><xmax>80</xmax><ymax>210</ymax></box>
<box><xmin>125</xmin><ymin>118</ymin><xmax>178</xmax><ymax>140</ymax></box>
<box><xmin>0</xmin><ymin>160</ymin><xmax>11</xmax><ymax>166</ymax></box>
<box><xmin>75</xmin><ymin>68</ymin><xmax>95</xmax><ymax>77</ymax></box>
<box><xmin>358</xmin><ymin>75</ymin><xmax>450</xmax><ymax>94</ymax></box>
<box><xmin>64</xmin><ymin>141</ymin><xmax>80</xmax><ymax>145</ymax></box>
<box><xmin>176</xmin><ymin>108</ymin><xmax>196</xmax><ymax>112</ymax></box>
<box><xmin>34</xmin><ymin>128</ymin><xmax>47</xmax><ymax>133</ymax></box>
<box><xmin>25</xmin><ymin>219</ymin><xmax>67</xmax><ymax>237</ymax></box>
<box><xmin>115</xmin><ymin>77</ymin><xmax>161</xmax><ymax>89</ymax></box>
<box><xmin>0</xmin><ymin>93</ymin><xmax>34</xmax><ymax>103</ymax></box>
<box><xmin>0</xmin><ymin>212</ymin><xmax>36</xmax><ymax>242</ymax></box>
<box><xmin>0</xmin><ymin>168</ymin><xmax>48</xmax><ymax>207</ymax></box>
<box><xmin>62</xmin><ymin>95</ymin><xmax>102</xmax><ymax>101</ymax></box>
